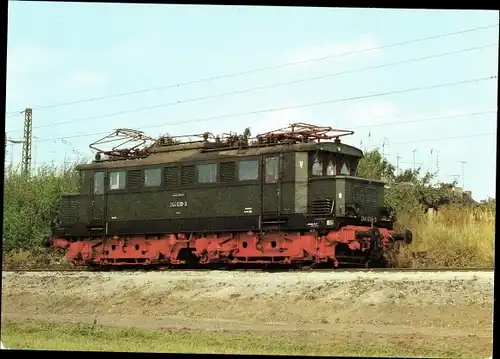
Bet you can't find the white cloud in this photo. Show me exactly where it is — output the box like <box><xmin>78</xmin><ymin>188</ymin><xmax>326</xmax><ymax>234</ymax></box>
<box><xmin>285</xmin><ymin>35</ymin><xmax>383</xmax><ymax>70</ymax></box>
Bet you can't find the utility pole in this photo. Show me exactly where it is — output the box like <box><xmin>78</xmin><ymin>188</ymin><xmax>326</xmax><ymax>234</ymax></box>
<box><xmin>4</xmin><ymin>133</ymin><xmax>7</xmax><ymax>168</ymax></box>
<box><xmin>382</xmin><ymin>138</ymin><xmax>387</xmax><ymax>158</ymax></box>
<box><xmin>459</xmin><ymin>160</ymin><xmax>467</xmax><ymax>189</ymax></box>
<box><xmin>436</xmin><ymin>150</ymin><xmax>440</xmax><ymax>176</ymax></box>
<box><xmin>412</xmin><ymin>149</ymin><xmax>417</xmax><ymax>171</ymax></box>
<box><xmin>396</xmin><ymin>154</ymin><xmax>400</xmax><ymax>176</ymax></box>
<box><xmin>21</xmin><ymin>108</ymin><xmax>33</xmax><ymax>176</ymax></box>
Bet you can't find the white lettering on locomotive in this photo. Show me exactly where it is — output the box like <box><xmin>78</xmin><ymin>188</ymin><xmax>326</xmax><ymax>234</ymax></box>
<box><xmin>360</xmin><ymin>216</ymin><xmax>377</xmax><ymax>223</ymax></box>
<box><xmin>169</xmin><ymin>201</ymin><xmax>188</xmax><ymax>208</ymax></box>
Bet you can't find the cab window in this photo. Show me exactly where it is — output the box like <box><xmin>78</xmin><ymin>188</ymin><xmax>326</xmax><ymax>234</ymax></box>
<box><xmin>238</xmin><ymin>160</ymin><xmax>259</xmax><ymax>181</ymax></box>
<box><xmin>312</xmin><ymin>156</ymin><xmax>323</xmax><ymax>176</ymax></box>
<box><xmin>265</xmin><ymin>157</ymin><xmax>279</xmax><ymax>183</ymax></box>
<box><xmin>109</xmin><ymin>171</ymin><xmax>126</xmax><ymax>190</ymax></box>
<box><xmin>93</xmin><ymin>171</ymin><xmax>105</xmax><ymax>194</ymax></box>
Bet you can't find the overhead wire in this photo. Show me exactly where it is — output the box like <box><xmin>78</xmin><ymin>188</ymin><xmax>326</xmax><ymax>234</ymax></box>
<box><xmin>365</xmin><ymin>132</ymin><xmax>495</xmax><ymax>148</ymax></box>
<box><xmin>34</xmin><ymin>107</ymin><xmax>496</xmax><ymax>144</ymax></box>
<box><xmin>25</xmin><ymin>109</ymin><xmax>497</xmax><ymax>167</ymax></box>
<box><xmin>38</xmin><ymin>131</ymin><xmax>496</xmax><ymax>168</ymax></box>
<box><xmin>4</xmin><ymin>22</ymin><xmax>498</xmax><ymax>115</ymax></box>
<box><xmin>7</xmin><ymin>43</ymin><xmax>498</xmax><ymax>133</ymax></box>
<box><xmin>28</xmin><ymin>74</ymin><xmax>499</xmax><ymax>142</ymax></box>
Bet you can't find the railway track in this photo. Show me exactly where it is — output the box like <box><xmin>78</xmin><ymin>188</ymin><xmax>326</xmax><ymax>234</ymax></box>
<box><xmin>2</xmin><ymin>267</ymin><xmax>495</xmax><ymax>273</ymax></box>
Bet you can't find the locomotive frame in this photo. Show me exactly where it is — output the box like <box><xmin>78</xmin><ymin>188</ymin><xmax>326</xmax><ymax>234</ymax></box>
<box><xmin>46</xmin><ymin>123</ymin><xmax>413</xmax><ymax>269</ymax></box>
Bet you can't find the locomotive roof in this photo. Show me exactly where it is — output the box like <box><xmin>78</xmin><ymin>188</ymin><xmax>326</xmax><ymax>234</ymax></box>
<box><xmin>77</xmin><ymin>141</ymin><xmax>363</xmax><ymax>170</ymax></box>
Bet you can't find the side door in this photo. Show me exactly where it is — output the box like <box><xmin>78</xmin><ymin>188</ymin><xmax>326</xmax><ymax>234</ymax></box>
<box><xmin>261</xmin><ymin>154</ymin><xmax>283</xmax><ymax>216</ymax></box>
<box><xmin>88</xmin><ymin>170</ymin><xmax>105</xmax><ymax>230</ymax></box>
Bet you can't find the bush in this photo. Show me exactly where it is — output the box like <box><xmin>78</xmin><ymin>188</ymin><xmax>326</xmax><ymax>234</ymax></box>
<box><xmin>2</xmin><ymin>163</ymin><xmax>80</xmax><ymax>251</ymax></box>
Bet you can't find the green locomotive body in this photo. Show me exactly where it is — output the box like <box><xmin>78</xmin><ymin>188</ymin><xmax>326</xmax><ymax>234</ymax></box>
<box><xmin>48</xmin><ymin>124</ymin><xmax>411</xmax><ymax>268</ymax></box>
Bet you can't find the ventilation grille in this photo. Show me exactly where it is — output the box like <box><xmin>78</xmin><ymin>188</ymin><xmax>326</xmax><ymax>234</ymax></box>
<box><xmin>220</xmin><ymin>162</ymin><xmax>235</xmax><ymax>183</ymax></box>
<box><xmin>127</xmin><ymin>170</ymin><xmax>142</xmax><ymax>190</ymax></box>
<box><xmin>310</xmin><ymin>198</ymin><xmax>333</xmax><ymax>216</ymax></box>
<box><xmin>165</xmin><ymin>166</ymin><xmax>179</xmax><ymax>187</ymax></box>
<box><xmin>59</xmin><ymin>197</ymin><xmax>80</xmax><ymax>223</ymax></box>
<box><xmin>181</xmin><ymin>165</ymin><xmax>195</xmax><ymax>186</ymax></box>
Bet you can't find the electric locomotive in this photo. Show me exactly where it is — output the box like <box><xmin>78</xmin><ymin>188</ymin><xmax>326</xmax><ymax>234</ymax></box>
<box><xmin>46</xmin><ymin>123</ymin><xmax>412</xmax><ymax>268</ymax></box>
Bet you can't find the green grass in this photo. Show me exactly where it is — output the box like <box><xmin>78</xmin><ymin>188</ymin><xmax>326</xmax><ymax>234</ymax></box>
<box><xmin>0</xmin><ymin>320</ymin><xmax>489</xmax><ymax>358</ymax></box>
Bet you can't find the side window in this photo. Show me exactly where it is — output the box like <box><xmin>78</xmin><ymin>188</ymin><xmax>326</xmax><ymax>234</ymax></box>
<box><xmin>109</xmin><ymin>171</ymin><xmax>126</xmax><ymax>190</ymax></box>
<box><xmin>197</xmin><ymin>163</ymin><xmax>217</xmax><ymax>184</ymax></box>
<box><xmin>265</xmin><ymin>156</ymin><xmax>279</xmax><ymax>183</ymax></box>
<box><xmin>238</xmin><ymin>160</ymin><xmax>259</xmax><ymax>181</ymax></box>
<box><xmin>327</xmin><ymin>160</ymin><xmax>335</xmax><ymax>176</ymax></box>
<box><xmin>350</xmin><ymin>160</ymin><xmax>358</xmax><ymax>176</ymax></box>
<box><xmin>312</xmin><ymin>156</ymin><xmax>323</xmax><ymax>176</ymax></box>
<box><xmin>340</xmin><ymin>162</ymin><xmax>350</xmax><ymax>175</ymax></box>
<box><xmin>144</xmin><ymin>168</ymin><xmax>162</xmax><ymax>187</ymax></box>
<box><xmin>93</xmin><ymin>171</ymin><xmax>104</xmax><ymax>194</ymax></box>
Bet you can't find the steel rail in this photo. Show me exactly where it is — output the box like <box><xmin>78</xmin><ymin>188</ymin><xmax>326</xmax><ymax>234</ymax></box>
<box><xmin>2</xmin><ymin>267</ymin><xmax>495</xmax><ymax>273</ymax></box>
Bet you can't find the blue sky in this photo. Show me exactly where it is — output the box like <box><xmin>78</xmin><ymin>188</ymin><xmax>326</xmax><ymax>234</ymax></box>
<box><xmin>5</xmin><ymin>3</ymin><xmax>499</xmax><ymax>200</ymax></box>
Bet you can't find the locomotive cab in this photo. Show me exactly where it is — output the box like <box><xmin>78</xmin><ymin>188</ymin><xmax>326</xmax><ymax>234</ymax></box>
<box><xmin>305</xmin><ymin>140</ymin><xmax>392</xmax><ymax>230</ymax></box>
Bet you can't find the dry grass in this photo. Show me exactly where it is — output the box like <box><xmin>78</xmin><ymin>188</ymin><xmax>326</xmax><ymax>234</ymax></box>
<box><xmin>0</xmin><ymin>319</ymin><xmax>488</xmax><ymax>358</ymax></box>
<box><xmin>395</xmin><ymin>204</ymin><xmax>495</xmax><ymax>268</ymax></box>
<box><xmin>2</xmin><ymin>248</ymin><xmax>73</xmax><ymax>270</ymax></box>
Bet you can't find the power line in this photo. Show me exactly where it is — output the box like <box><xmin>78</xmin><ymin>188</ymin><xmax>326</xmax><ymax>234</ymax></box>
<box><xmin>37</xmin><ymin>131</ymin><xmax>496</xmax><ymax>167</ymax></box>
<box><xmin>9</xmin><ymin>76</ymin><xmax>497</xmax><ymax>138</ymax></box>
<box><xmin>4</xmin><ymin>23</ymin><xmax>498</xmax><ymax>115</ymax></box>
<box><xmin>365</xmin><ymin>132</ymin><xmax>494</xmax><ymax>148</ymax></box>
<box><xmin>5</xmin><ymin>112</ymin><xmax>21</xmax><ymax>119</ymax></box>
<box><xmin>8</xmin><ymin>43</ymin><xmax>497</xmax><ymax>133</ymax></box>
<box><xmin>27</xmin><ymin>74</ymin><xmax>497</xmax><ymax>139</ymax></box>
<box><xmin>34</xmin><ymin>107</ymin><xmax>496</xmax><ymax>144</ymax></box>
<box><xmin>355</xmin><ymin>110</ymin><xmax>496</xmax><ymax>129</ymax></box>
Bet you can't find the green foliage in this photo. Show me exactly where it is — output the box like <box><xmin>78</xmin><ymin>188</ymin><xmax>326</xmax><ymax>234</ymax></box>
<box><xmin>357</xmin><ymin>148</ymin><xmax>395</xmax><ymax>181</ymax></box>
<box><xmin>358</xmin><ymin>148</ymin><xmax>480</xmax><ymax>215</ymax></box>
<box><xmin>3</xmin><ymin>163</ymin><xmax>81</xmax><ymax>251</ymax></box>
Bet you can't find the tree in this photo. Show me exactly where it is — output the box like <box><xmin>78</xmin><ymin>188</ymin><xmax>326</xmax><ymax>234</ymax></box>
<box><xmin>357</xmin><ymin>149</ymin><xmax>396</xmax><ymax>181</ymax></box>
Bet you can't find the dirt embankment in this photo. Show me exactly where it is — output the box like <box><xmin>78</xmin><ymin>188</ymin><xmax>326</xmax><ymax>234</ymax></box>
<box><xmin>1</xmin><ymin>270</ymin><xmax>494</xmax><ymax>355</ymax></box>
